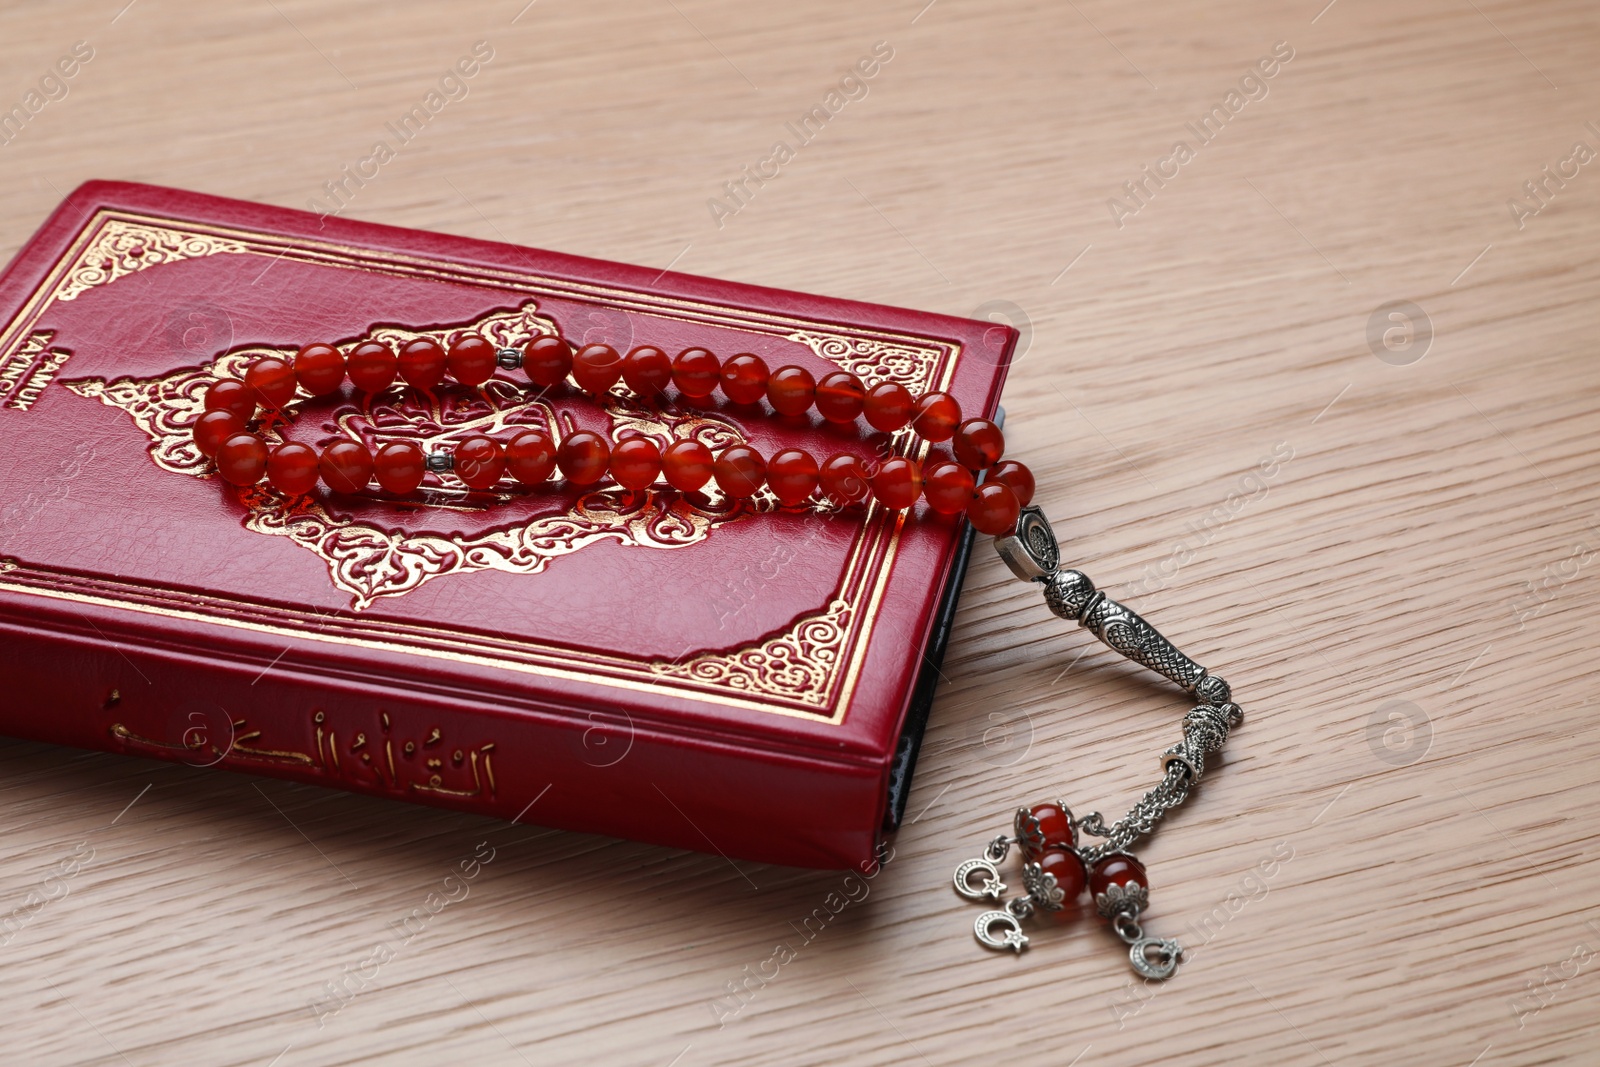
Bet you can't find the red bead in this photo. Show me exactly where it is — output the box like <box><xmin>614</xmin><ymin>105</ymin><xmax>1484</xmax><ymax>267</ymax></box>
<box><xmin>512</xmin><ymin>428</ymin><xmax>563</xmax><ymax>489</ymax></box>
<box><xmin>621</xmin><ymin>346</ymin><xmax>672</xmax><ymax>397</ymax></box>
<box><xmin>556</xmin><ymin>429</ymin><xmax>610</xmax><ymax>485</ymax></box>
<box><xmin>193</xmin><ymin>410</ymin><xmax>244</xmax><ymax>458</ymax></box>
<box><xmin>204</xmin><ymin>379</ymin><xmax>256</xmax><ymax>421</ymax></box>
<box><xmin>922</xmin><ymin>460</ymin><xmax>975</xmax><ymax>514</ymax></box>
<box><xmin>1020</xmin><ymin>802</ymin><xmax>1075</xmax><ymax>860</ymax></box>
<box><xmin>293</xmin><ymin>343</ymin><xmax>345</xmax><ymax>396</ymax></box>
<box><xmin>864</xmin><ymin>381</ymin><xmax>914</xmax><ymax>432</ymax></box>
<box><xmin>766</xmin><ymin>365</ymin><xmax>816</xmax><ymax>417</ymax></box>
<box><xmin>720</xmin><ymin>354</ymin><xmax>769</xmax><ymax>405</ymax></box>
<box><xmin>524</xmin><ymin>335</ymin><xmax>574</xmax><ymax>389</ymax></box>
<box><xmin>911</xmin><ymin>392</ymin><xmax>962</xmax><ymax>442</ymax></box>
<box><xmin>373</xmin><ymin>441</ymin><xmax>426</xmax><ymax>494</ymax></box>
<box><xmin>572</xmin><ymin>344</ymin><xmax>623</xmax><ymax>393</ymax></box>
<box><xmin>215</xmin><ymin>433</ymin><xmax>268</xmax><ymax>486</ymax></box>
<box><xmin>506</xmin><ymin>430</ymin><xmax>557</xmax><ymax>485</ymax></box>
<box><xmin>661</xmin><ymin>439</ymin><xmax>714</xmax><ymax>492</ymax></box>
<box><xmin>1089</xmin><ymin>853</ymin><xmax>1148</xmax><ymax>898</ymax></box>
<box><xmin>820</xmin><ymin>453</ymin><xmax>871</xmax><ymax>507</ymax></box>
<box><xmin>713</xmin><ymin>444</ymin><xmax>766</xmax><ymax>498</ymax></box>
<box><xmin>953</xmin><ymin>418</ymin><xmax>1005</xmax><ymax>470</ymax></box>
<box><xmin>870</xmin><ymin>457</ymin><xmax>922</xmax><ymax>510</ymax></box>
<box><xmin>815</xmin><ymin>372</ymin><xmax>866</xmax><ymax>423</ymax></box>
<box><xmin>245</xmin><ymin>357</ymin><xmax>297</xmax><ymax>410</ymax></box>
<box><xmin>767</xmin><ymin>449</ymin><xmax>820</xmax><ymax>506</ymax></box>
<box><xmin>455</xmin><ymin>434</ymin><xmax>505</xmax><ymax>489</ymax></box>
<box><xmin>447</xmin><ymin>335</ymin><xmax>498</xmax><ymax>387</ymax></box>
<box><xmin>988</xmin><ymin>460</ymin><xmax>1035</xmax><ymax>507</ymax></box>
<box><xmin>397</xmin><ymin>338</ymin><xmax>447</xmax><ymax>390</ymax></box>
<box><xmin>266</xmin><ymin>442</ymin><xmax>320</xmax><ymax>496</ymax></box>
<box><xmin>672</xmin><ymin>347</ymin><xmax>721</xmax><ymax>398</ymax></box>
<box><xmin>967</xmin><ymin>481</ymin><xmax>1020</xmax><ymax>535</ymax></box>
<box><xmin>347</xmin><ymin>340</ymin><xmax>399</xmax><ymax>393</ymax></box>
<box><xmin>1039</xmin><ymin>848</ymin><xmax>1088</xmax><ymax>919</ymax></box>
<box><xmin>319</xmin><ymin>440</ymin><xmax>374</xmax><ymax>493</ymax></box>
<box><xmin>611</xmin><ymin>436</ymin><xmax>662</xmax><ymax>490</ymax></box>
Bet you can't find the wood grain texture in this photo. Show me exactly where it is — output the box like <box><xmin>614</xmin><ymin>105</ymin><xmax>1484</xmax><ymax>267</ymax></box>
<box><xmin>1</xmin><ymin>1</ymin><xmax>1597</xmax><ymax>1064</ymax></box>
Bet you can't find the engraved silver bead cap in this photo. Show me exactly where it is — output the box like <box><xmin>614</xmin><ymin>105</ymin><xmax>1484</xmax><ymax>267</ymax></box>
<box><xmin>994</xmin><ymin>505</ymin><xmax>1060</xmax><ymax>582</ymax></box>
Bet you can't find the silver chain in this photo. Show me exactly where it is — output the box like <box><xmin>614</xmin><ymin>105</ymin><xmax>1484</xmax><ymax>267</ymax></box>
<box><xmin>1076</xmin><ymin>763</ymin><xmax>1193</xmax><ymax>866</ymax></box>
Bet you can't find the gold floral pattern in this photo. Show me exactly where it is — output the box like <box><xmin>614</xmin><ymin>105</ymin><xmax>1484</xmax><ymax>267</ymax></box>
<box><xmin>785</xmin><ymin>331</ymin><xmax>942</xmax><ymax>395</ymax></box>
<box><xmin>649</xmin><ymin>598</ymin><xmax>852</xmax><ymax>707</ymax></box>
<box><xmin>55</xmin><ymin>220</ymin><xmax>249</xmax><ymax>302</ymax></box>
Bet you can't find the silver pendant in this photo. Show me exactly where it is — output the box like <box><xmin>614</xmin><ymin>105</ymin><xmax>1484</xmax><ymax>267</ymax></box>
<box><xmin>952</xmin><ymin>858</ymin><xmax>1007</xmax><ymax>903</ymax></box>
<box><xmin>974</xmin><ymin>910</ymin><xmax>1029</xmax><ymax>953</ymax></box>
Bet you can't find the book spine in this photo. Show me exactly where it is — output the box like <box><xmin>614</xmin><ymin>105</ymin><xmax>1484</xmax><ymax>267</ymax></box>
<box><xmin>0</xmin><ymin>610</ymin><xmax>883</xmax><ymax>870</ymax></box>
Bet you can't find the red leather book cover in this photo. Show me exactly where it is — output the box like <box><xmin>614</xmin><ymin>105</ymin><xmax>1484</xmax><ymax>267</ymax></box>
<box><xmin>0</xmin><ymin>181</ymin><xmax>1014</xmax><ymax>869</ymax></box>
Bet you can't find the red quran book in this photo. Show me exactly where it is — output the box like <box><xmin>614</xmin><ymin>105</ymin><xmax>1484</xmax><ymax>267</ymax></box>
<box><xmin>0</xmin><ymin>181</ymin><xmax>1014</xmax><ymax>869</ymax></box>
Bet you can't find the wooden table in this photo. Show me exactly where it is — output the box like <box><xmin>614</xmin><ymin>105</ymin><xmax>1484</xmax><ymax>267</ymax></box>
<box><xmin>2</xmin><ymin>1</ymin><xmax>1596</xmax><ymax>1063</ymax></box>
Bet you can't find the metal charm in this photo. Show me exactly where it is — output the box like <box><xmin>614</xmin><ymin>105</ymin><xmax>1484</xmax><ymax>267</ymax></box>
<box><xmin>974</xmin><ymin>910</ymin><xmax>1029</xmax><ymax>953</ymax></box>
<box><xmin>1128</xmin><ymin>937</ymin><xmax>1183</xmax><ymax>980</ymax></box>
<box><xmin>994</xmin><ymin>504</ymin><xmax>1060</xmax><ymax>581</ymax></box>
<box><xmin>953</xmin><ymin>858</ymin><xmax>1008</xmax><ymax>903</ymax></box>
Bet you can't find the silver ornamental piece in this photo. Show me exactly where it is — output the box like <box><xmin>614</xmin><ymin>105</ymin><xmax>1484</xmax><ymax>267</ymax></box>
<box><xmin>1020</xmin><ymin>860</ymin><xmax>1066</xmax><ymax>911</ymax></box>
<box><xmin>994</xmin><ymin>504</ymin><xmax>1060</xmax><ymax>581</ymax></box>
<box><xmin>1094</xmin><ymin>881</ymin><xmax>1149</xmax><ymax>918</ymax></box>
<box><xmin>974</xmin><ymin>910</ymin><xmax>1029</xmax><ymax>953</ymax></box>
<box><xmin>1129</xmin><ymin>938</ymin><xmax>1183</xmax><ymax>980</ymax></box>
<box><xmin>947</xmin><ymin>509</ymin><xmax>1244</xmax><ymax>980</ymax></box>
<box><xmin>952</xmin><ymin>858</ymin><xmax>1008</xmax><ymax>903</ymax></box>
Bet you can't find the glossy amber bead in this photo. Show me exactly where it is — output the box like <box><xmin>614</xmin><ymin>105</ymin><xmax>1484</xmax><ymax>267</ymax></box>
<box><xmin>820</xmin><ymin>453</ymin><xmax>871</xmax><ymax>507</ymax></box>
<box><xmin>766</xmin><ymin>365</ymin><xmax>816</xmax><ymax>417</ymax></box>
<box><xmin>204</xmin><ymin>379</ymin><xmax>256</xmax><ymax>421</ymax></box>
<box><xmin>572</xmin><ymin>344</ymin><xmax>623</xmax><ymax>393</ymax></box>
<box><xmin>556</xmin><ymin>429</ymin><xmax>611</xmax><ymax>485</ymax></box>
<box><xmin>455</xmin><ymin>434</ymin><xmax>505</xmax><ymax>489</ymax></box>
<box><xmin>922</xmin><ymin>460</ymin><xmax>975</xmax><ymax>514</ymax></box>
<box><xmin>293</xmin><ymin>343</ymin><xmax>345</xmax><ymax>396</ymax></box>
<box><xmin>713</xmin><ymin>444</ymin><xmax>766</xmax><ymax>498</ymax></box>
<box><xmin>621</xmin><ymin>346</ymin><xmax>673</xmax><ymax>397</ymax></box>
<box><xmin>611</xmin><ymin>436</ymin><xmax>663</xmax><ymax>489</ymax></box>
<box><xmin>767</xmin><ymin>449</ymin><xmax>820</xmax><ymax>506</ymax></box>
<box><xmin>1089</xmin><ymin>853</ymin><xmax>1148</xmax><ymax>897</ymax></box>
<box><xmin>911</xmin><ymin>392</ymin><xmax>961</xmax><ymax>442</ymax></box>
<box><xmin>506</xmin><ymin>430</ymin><xmax>557</xmax><ymax>485</ymax></box>
<box><xmin>967</xmin><ymin>481</ymin><xmax>1020</xmax><ymax>535</ymax></box>
<box><xmin>672</xmin><ymin>348</ymin><xmax>721</xmax><ymax>398</ymax></box>
<box><xmin>720</xmin><ymin>353</ymin><xmax>769</xmax><ymax>405</ymax></box>
<box><xmin>398</xmin><ymin>338</ymin><xmax>447</xmax><ymax>390</ymax></box>
<box><xmin>1039</xmin><ymin>848</ymin><xmax>1088</xmax><ymax>920</ymax></box>
<box><xmin>870</xmin><ymin>457</ymin><xmax>922</xmax><ymax>510</ymax></box>
<box><xmin>953</xmin><ymin>418</ymin><xmax>1005</xmax><ymax>470</ymax></box>
<box><xmin>215</xmin><ymin>433</ymin><xmax>268</xmax><ymax>486</ymax></box>
<box><xmin>245</xmin><ymin>357</ymin><xmax>297</xmax><ymax>410</ymax></box>
<box><xmin>524</xmin><ymin>335</ymin><xmax>574</xmax><ymax>388</ymax></box>
<box><xmin>661</xmin><ymin>439</ymin><xmax>714</xmax><ymax>491</ymax></box>
<box><xmin>447</xmin><ymin>335</ymin><xmax>498</xmax><ymax>387</ymax></box>
<box><xmin>266</xmin><ymin>442</ymin><xmax>320</xmax><ymax>496</ymax></box>
<box><xmin>988</xmin><ymin>460</ymin><xmax>1035</xmax><ymax>507</ymax></box>
<box><xmin>1020</xmin><ymin>801</ymin><xmax>1075</xmax><ymax>860</ymax></box>
<box><xmin>373</xmin><ymin>441</ymin><xmax>426</xmax><ymax>494</ymax></box>
<box><xmin>319</xmin><ymin>439</ymin><xmax>374</xmax><ymax>493</ymax></box>
<box><xmin>193</xmin><ymin>410</ymin><xmax>244</xmax><ymax>458</ymax></box>
<box><xmin>347</xmin><ymin>340</ymin><xmax>399</xmax><ymax>393</ymax></box>
<box><xmin>815</xmin><ymin>372</ymin><xmax>865</xmax><ymax>423</ymax></box>
<box><xmin>864</xmin><ymin>381</ymin><xmax>914</xmax><ymax>432</ymax></box>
